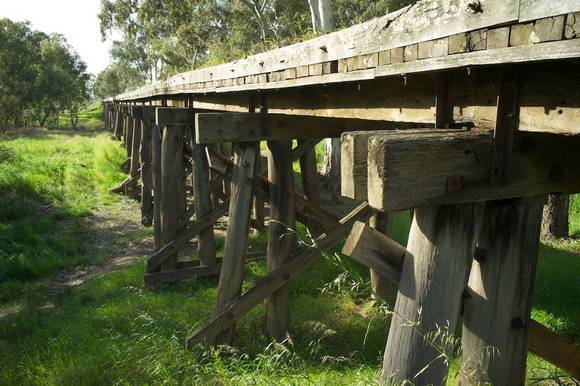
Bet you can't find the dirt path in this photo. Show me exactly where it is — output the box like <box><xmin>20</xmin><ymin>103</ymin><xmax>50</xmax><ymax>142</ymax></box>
<box><xmin>0</xmin><ymin>197</ymin><xmax>153</xmax><ymax>319</ymax></box>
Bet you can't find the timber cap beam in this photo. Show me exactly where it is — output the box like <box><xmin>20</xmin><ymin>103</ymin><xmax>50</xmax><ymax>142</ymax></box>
<box><xmin>156</xmin><ymin>107</ymin><xmax>194</xmax><ymax>128</ymax></box>
<box><xmin>350</xmin><ymin>130</ymin><xmax>580</xmax><ymax>211</ymax></box>
<box><xmin>195</xmin><ymin>112</ymin><xmax>420</xmax><ymax>144</ymax></box>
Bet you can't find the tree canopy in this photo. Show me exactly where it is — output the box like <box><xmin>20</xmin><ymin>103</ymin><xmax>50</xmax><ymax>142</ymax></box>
<box><xmin>96</xmin><ymin>0</ymin><xmax>415</xmax><ymax>89</ymax></box>
<box><xmin>0</xmin><ymin>18</ymin><xmax>90</xmax><ymax>129</ymax></box>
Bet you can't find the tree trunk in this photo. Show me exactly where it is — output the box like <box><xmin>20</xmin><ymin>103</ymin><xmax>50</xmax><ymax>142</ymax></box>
<box><xmin>541</xmin><ymin>193</ymin><xmax>569</xmax><ymax>241</ymax></box>
<box><xmin>318</xmin><ymin>0</ymin><xmax>334</xmax><ymax>33</ymax></box>
<box><xmin>321</xmin><ymin>138</ymin><xmax>341</xmax><ymax>197</ymax></box>
<box><xmin>308</xmin><ymin>0</ymin><xmax>338</xmax><ymax>197</ymax></box>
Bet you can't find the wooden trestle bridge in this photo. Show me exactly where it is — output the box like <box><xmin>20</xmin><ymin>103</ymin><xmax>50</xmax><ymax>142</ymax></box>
<box><xmin>104</xmin><ymin>0</ymin><xmax>580</xmax><ymax>384</ymax></box>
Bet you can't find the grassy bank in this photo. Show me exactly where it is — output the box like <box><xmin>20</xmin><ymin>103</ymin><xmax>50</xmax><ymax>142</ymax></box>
<box><xmin>0</xmin><ymin>127</ymin><xmax>127</xmax><ymax>298</ymax></box>
<box><xmin>0</xmin><ymin>124</ymin><xmax>578</xmax><ymax>385</ymax></box>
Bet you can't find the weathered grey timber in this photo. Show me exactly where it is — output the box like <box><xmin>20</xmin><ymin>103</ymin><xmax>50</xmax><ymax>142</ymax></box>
<box><xmin>189</xmin><ymin>124</ymin><xmax>217</xmax><ymax>266</ymax></box>
<box><xmin>213</xmin><ymin>142</ymin><xmax>259</xmax><ymax>344</ymax></box>
<box><xmin>368</xmin><ymin>213</ymin><xmax>399</xmax><ymax>304</ymax></box>
<box><xmin>127</xmin><ymin>109</ymin><xmax>142</xmax><ymax>197</ymax></box>
<box><xmin>195</xmin><ymin>113</ymin><xmax>417</xmax><ymax>143</ymax></box>
<box><xmin>140</xmin><ymin>107</ymin><xmax>154</xmax><ymax>225</ymax></box>
<box><xmin>187</xmin><ymin>202</ymin><xmax>374</xmax><ymax>349</ymax></box>
<box><xmin>266</xmin><ymin>140</ymin><xmax>296</xmax><ymax>340</ymax></box>
<box><xmin>366</xmin><ymin>131</ymin><xmax>580</xmax><ymax>211</ymax></box>
<box><xmin>460</xmin><ymin>201</ymin><xmax>542</xmax><ymax>386</ymax></box>
<box><xmin>342</xmin><ymin>220</ymin><xmax>405</xmax><ymax>285</ymax></box>
<box><xmin>381</xmin><ymin>203</ymin><xmax>483</xmax><ymax>385</ymax></box>
<box><xmin>158</xmin><ymin>120</ymin><xmax>185</xmax><ymax>271</ymax></box>
<box><xmin>151</xmin><ymin>122</ymin><xmax>162</xmax><ymax>252</ymax></box>
<box><xmin>342</xmin><ymin>219</ymin><xmax>580</xmax><ymax>380</ymax></box>
<box><xmin>298</xmin><ymin>140</ymin><xmax>322</xmax><ymax>237</ymax></box>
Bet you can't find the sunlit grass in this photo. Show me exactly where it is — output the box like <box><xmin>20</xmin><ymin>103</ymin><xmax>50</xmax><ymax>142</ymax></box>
<box><xmin>0</xmin><ymin>123</ymin><xmax>578</xmax><ymax>385</ymax></box>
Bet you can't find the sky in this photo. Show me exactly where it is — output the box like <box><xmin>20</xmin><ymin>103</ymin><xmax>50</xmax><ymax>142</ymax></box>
<box><xmin>1</xmin><ymin>0</ymin><xmax>117</xmax><ymax>76</ymax></box>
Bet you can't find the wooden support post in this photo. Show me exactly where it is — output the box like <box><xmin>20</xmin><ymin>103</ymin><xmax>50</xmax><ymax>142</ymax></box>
<box><xmin>189</xmin><ymin>123</ymin><xmax>217</xmax><ymax>266</ymax></box>
<box><xmin>152</xmin><ymin>122</ymin><xmax>163</xmax><ymax>252</ymax></box>
<box><xmin>125</xmin><ymin>109</ymin><xmax>133</xmax><ymax>156</ymax></box>
<box><xmin>147</xmin><ymin>201</ymin><xmax>228</xmax><ymax>272</ymax></box>
<box><xmin>490</xmin><ymin>66</ymin><xmax>520</xmax><ymax>185</ymax></box>
<box><xmin>460</xmin><ymin>201</ymin><xmax>542</xmax><ymax>386</ymax></box>
<box><xmin>368</xmin><ymin>212</ymin><xmax>398</xmax><ymax>304</ymax></box>
<box><xmin>252</xmin><ymin>155</ymin><xmax>266</xmax><ymax>232</ymax></box>
<box><xmin>381</xmin><ymin>203</ymin><xmax>483</xmax><ymax>385</ymax></box>
<box><xmin>158</xmin><ymin>122</ymin><xmax>185</xmax><ymax>271</ymax></box>
<box><xmin>127</xmin><ymin>114</ymin><xmax>142</xmax><ymax>197</ymax></box>
<box><xmin>187</xmin><ymin>202</ymin><xmax>373</xmax><ymax>349</ymax></box>
<box><xmin>266</xmin><ymin>140</ymin><xmax>296</xmax><ymax>340</ymax></box>
<box><xmin>113</xmin><ymin>106</ymin><xmax>122</xmax><ymax>140</ymax></box>
<box><xmin>141</xmin><ymin>110</ymin><xmax>154</xmax><ymax>226</ymax></box>
<box><xmin>298</xmin><ymin>140</ymin><xmax>323</xmax><ymax>237</ymax></box>
<box><xmin>213</xmin><ymin>142</ymin><xmax>259</xmax><ymax>344</ymax></box>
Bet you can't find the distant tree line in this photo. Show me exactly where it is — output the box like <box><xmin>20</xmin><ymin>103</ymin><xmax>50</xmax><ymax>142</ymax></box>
<box><xmin>0</xmin><ymin>18</ymin><xmax>91</xmax><ymax>130</ymax></box>
<box><xmin>94</xmin><ymin>0</ymin><xmax>415</xmax><ymax>99</ymax></box>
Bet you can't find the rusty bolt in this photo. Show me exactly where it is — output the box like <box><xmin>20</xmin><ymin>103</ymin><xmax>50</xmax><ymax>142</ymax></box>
<box><xmin>447</xmin><ymin>175</ymin><xmax>462</xmax><ymax>193</ymax></box>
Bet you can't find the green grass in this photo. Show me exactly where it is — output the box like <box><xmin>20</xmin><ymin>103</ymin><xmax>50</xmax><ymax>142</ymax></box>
<box><xmin>0</xmin><ymin>126</ymin><xmax>126</xmax><ymax>297</ymax></box>
<box><xmin>0</xmin><ymin>126</ymin><xmax>579</xmax><ymax>385</ymax></box>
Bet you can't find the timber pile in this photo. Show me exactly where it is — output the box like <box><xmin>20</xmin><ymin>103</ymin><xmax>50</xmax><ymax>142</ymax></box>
<box><xmin>102</xmin><ymin>0</ymin><xmax>580</xmax><ymax>384</ymax></box>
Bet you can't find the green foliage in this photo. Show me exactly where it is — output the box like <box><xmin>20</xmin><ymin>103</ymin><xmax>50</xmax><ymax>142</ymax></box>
<box><xmin>93</xmin><ymin>63</ymin><xmax>147</xmax><ymax>100</ymax></box>
<box><xmin>95</xmin><ymin>0</ymin><xmax>411</xmax><ymax>87</ymax></box>
<box><xmin>0</xmin><ymin>19</ymin><xmax>91</xmax><ymax>130</ymax></box>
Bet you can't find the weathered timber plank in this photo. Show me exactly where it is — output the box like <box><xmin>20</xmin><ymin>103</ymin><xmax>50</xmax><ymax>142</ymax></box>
<box><xmin>566</xmin><ymin>12</ymin><xmax>580</xmax><ymax>38</ymax></box>
<box><xmin>367</xmin><ymin>131</ymin><xmax>580</xmax><ymax>211</ymax></box>
<box><xmin>158</xmin><ymin>123</ymin><xmax>185</xmax><ymax>271</ymax></box>
<box><xmin>341</xmin><ymin>129</ymin><xmax>464</xmax><ymax>201</ymax></box>
<box><xmin>114</xmin><ymin>0</ymin><xmax>519</xmax><ymax>101</ymax></box>
<box><xmin>528</xmin><ymin>320</ymin><xmax>580</xmax><ymax>379</ymax></box>
<box><xmin>298</xmin><ymin>140</ymin><xmax>323</xmax><ymax>237</ymax></box>
<box><xmin>190</xmin><ymin>131</ymin><xmax>217</xmax><ymax>266</ymax></box>
<box><xmin>186</xmin><ymin>202</ymin><xmax>374</xmax><ymax>349</ymax></box>
<box><xmin>206</xmin><ymin>148</ymin><xmax>338</xmax><ymax>230</ymax></box>
<box><xmin>188</xmin><ymin>57</ymin><xmax>580</xmax><ymax>136</ymax></box>
<box><xmin>382</xmin><ymin>203</ymin><xmax>483</xmax><ymax>385</ymax></box>
<box><xmin>195</xmin><ymin>113</ymin><xmax>413</xmax><ymax>144</ymax></box>
<box><xmin>461</xmin><ymin>201</ymin><xmax>542</xmax><ymax>385</ymax></box>
<box><xmin>147</xmin><ymin>201</ymin><xmax>228</xmax><ymax>272</ymax></box>
<box><xmin>140</xmin><ymin>115</ymin><xmax>154</xmax><ymax>225</ymax></box>
<box><xmin>156</xmin><ymin>107</ymin><xmax>193</xmax><ymax>127</ymax></box>
<box><xmin>490</xmin><ymin>66</ymin><xmax>520</xmax><ymax>185</ymax></box>
<box><xmin>151</xmin><ymin>123</ymin><xmax>162</xmax><ymax>252</ymax></box>
<box><xmin>342</xmin><ymin>212</ymin><xmax>575</xmax><ymax>380</ymax></box>
<box><xmin>144</xmin><ymin>254</ymin><xmax>265</xmax><ymax>287</ymax></box>
<box><xmin>519</xmin><ymin>0</ymin><xmax>580</xmax><ymax>22</ymax></box>
<box><xmin>342</xmin><ymin>221</ymin><xmax>405</xmax><ymax>284</ymax></box>
<box><xmin>266</xmin><ymin>140</ymin><xmax>296</xmax><ymax>340</ymax></box>
<box><xmin>213</xmin><ymin>142</ymin><xmax>258</xmax><ymax>344</ymax></box>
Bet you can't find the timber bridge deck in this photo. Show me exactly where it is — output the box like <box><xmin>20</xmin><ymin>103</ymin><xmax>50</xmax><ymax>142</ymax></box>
<box><xmin>104</xmin><ymin>0</ymin><xmax>580</xmax><ymax>384</ymax></box>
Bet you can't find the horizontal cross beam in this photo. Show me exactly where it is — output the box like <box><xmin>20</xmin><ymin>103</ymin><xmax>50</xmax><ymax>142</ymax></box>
<box><xmin>195</xmin><ymin>112</ymin><xmax>417</xmax><ymax>144</ymax></box>
<box><xmin>365</xmin><ymin>130</ymin><xmax>580</xmax><ymax>211</ymax></box>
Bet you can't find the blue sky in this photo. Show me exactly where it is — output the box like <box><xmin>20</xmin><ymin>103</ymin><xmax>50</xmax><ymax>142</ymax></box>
<box><xmin>1</xmin><ymin>0</ymin><xmax>118</xmax><ymax>75</ymax></box>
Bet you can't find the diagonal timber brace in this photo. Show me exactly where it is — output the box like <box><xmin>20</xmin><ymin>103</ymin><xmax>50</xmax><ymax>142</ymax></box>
<box><xmin>147</xmin><ymin>201</ymin><xmax>229</xmax><ymax>272</ymax></box>
<box><xmin>206</xmin><ymin>148</ymin><xmax>338</xmax><ymax>230</ymax></box>
<box><xmin>186</xmin><ymin>202</ymin><xmax>374</xmax><ymax>348</ymax></box>
<box><xmin>342</xmin><ymin>220</ymin><xmax>580</xmax><ymax>381</ymax></box>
